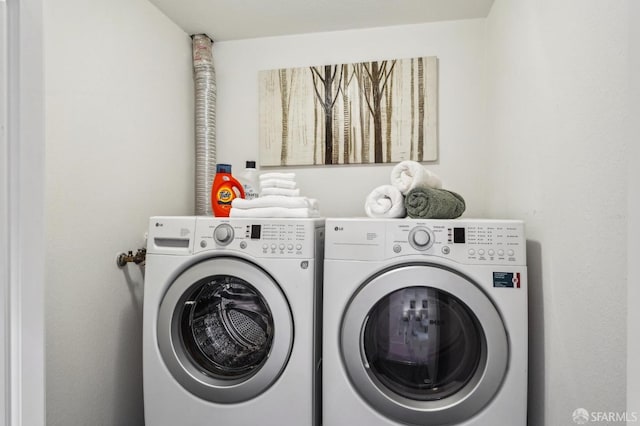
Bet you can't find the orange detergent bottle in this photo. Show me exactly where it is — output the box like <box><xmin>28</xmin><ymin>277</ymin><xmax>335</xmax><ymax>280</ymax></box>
<box><xmin>211</xmin><ymin>164</ymin><xmax>245</xmax><ymax>217</ymax></box>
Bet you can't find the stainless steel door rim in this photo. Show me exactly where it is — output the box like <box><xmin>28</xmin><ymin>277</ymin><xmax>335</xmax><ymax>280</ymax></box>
<box><xmin>340</xmin><ymin>263</ymin><xmax>508</xmax><ymax>426</ymax></box>
<box><xmin>157</xmin><ymin>257</ymin><xmax>293</xmax><ymax>403</ymax></box>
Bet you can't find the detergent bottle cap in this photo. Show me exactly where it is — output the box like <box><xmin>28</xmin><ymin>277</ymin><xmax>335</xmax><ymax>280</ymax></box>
<box><xmin>216</xmin><ymin>164</ymin><xmax>232</xmax><ymax>173</ymax></box>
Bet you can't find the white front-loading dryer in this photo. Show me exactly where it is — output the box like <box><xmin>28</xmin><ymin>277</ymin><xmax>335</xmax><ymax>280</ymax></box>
<box><xmin>143</xmin><ymin>216</ymin><xmax>324</xmax><ymax>426</ymax></box>
<box><xmin>323</xmin><ymin>218</ymin><xmax>527</xmax><ymax>426</ymax></box>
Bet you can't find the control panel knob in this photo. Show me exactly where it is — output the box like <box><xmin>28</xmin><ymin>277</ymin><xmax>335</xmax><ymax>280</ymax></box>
<box><xmin>213</xmin><ymin>224</ymin><xmax>234</xmax><ymax>246</ymax></box>
<box><xmin>413</xmin><ymin>230</ymin><xmax>430</xmax><ymax>246</ymax></box>
<box><xmin>408</xmin><ymin>227</ymin><xmax>434</xmax><ymax>251</ymax></box>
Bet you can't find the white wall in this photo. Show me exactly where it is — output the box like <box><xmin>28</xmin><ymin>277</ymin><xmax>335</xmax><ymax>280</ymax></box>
<box><xmin>44</xmin><ymin>0</ymin><xmax>194</xmax><ymax>424</ymax></box>
<box><xmin>39</xmin><ymin>2</ymin><xmax>634</xmax><ymax>424</ymax></box>
<box><xmin>214</xmin><ymin>20</ymin><xmax>488</xmax><ymax>217</ymax></box>
<box><xmin>486</xmin><ymin>1</ymin><xmax>630</xmax><ymax>424</ymax></box>
<box><xmin>628</xmin><ymin>0</ymin><xmax>640</xmax><ymax>418</ymax></box>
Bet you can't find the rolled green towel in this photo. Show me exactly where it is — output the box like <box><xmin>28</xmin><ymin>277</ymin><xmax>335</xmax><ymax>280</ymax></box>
<box><xmin>404</xmin><ymin>187</ymin><xmax>466</xmax><ymax>219</ymax></box>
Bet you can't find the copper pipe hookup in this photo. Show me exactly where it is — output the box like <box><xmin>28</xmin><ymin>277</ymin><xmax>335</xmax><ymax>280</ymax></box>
<box><xmin>116</xmin><ymin>248</ymin><xmax>146</xmax><ymax>268</ymax></box>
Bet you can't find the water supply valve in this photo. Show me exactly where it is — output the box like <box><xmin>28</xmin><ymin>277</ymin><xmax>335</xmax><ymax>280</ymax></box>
<box><xmin>116</xmin><ymin>248</ymin><xmax>147</xmax><ymax>268</ymax></box>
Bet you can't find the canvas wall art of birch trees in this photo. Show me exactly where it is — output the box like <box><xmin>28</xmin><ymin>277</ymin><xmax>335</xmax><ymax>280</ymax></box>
<box><xmin>258</xmin><ymin>56</ymin><xmax>438</xmax><ymax>166</ymax></box>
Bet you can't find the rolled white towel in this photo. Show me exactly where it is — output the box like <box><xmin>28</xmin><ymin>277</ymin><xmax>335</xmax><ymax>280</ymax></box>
<box><xmin>364</xmin><ymin>185</ymin><xmax>406</xmax><ymax>218</ymax></box>
<box><xmin>260</xmin><ymin>179</ymin><xmax>297</xmax><ymax>190</ymax></box>
<box><xmin>390</xmin><ymin>160</ymin><xmax>442</xmax><ymax>194</ymax></box>
<box><xmin>232</xmin><ymin>196</ymin><xmax>314</xmax><ymax>210</ymax></box>
<box><xmin>230</xmin><ymin>207</ymin><xmax>319</xmax><ymax>218</ymax></box>
<box><xmin>259</xmin><ymin>172</ymin><xmax>295</xmax><ymax>181</ymax></box>
<box><xmin>260</xmin><ymin>187</ymin><xmax>301</xmax><ymax>197</ymax></box>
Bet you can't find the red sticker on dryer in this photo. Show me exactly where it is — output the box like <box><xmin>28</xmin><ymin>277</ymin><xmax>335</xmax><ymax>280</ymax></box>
<box><xmin>493</xmin><ymin>272</ymin><xmax>521</xmax><ymax>288</ymax></box>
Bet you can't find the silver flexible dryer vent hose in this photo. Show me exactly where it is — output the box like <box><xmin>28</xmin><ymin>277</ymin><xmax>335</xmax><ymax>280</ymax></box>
<box><xmin>192</xmin><ymin>34</ymin><xmax>216</xmax><ymax>215</ymax></box>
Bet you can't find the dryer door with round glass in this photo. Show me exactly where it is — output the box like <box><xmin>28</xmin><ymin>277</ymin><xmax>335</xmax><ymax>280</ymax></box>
<box><xmin>341</xmin><ymin>264</ymin><xmax>508</xmax><ymax>426</ymax></box>
<box><xmin>157</xmin><ymin>257</ymin><xmax>293</xmax><ymax>403</ymax></box>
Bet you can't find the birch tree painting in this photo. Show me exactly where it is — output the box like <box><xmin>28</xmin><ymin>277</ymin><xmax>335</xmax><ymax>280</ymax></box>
<box><xmin>259</xmin><ymin>56</ymin><xmax>438</xmax><ymax>166</ymax></box>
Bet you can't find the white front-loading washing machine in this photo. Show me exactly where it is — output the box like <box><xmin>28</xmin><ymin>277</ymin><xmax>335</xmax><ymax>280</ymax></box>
<box><xmin>323</xmin><ymin>218</ymin><xmax>527</xmax><ymax>426</ymax></box>
<box><xmin>143</xmin><ymin>216</ymin><xmax>324</xmax><ymax>426</ymax></box>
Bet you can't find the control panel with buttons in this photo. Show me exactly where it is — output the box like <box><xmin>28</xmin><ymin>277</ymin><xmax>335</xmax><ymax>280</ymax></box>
<box><xmin>385</xmin><ymin>220</ymin><xmax>525</xmax><ymax>265</ymax></box>
<box><xmin>324</xmin><ymin>218</ymin><xmax>525</xmax><ymax>266</ymax></box>
<box><xmin>192</xmin><ymin>217</ymin><xmax>322</xmax><ymax>259</ymax></box>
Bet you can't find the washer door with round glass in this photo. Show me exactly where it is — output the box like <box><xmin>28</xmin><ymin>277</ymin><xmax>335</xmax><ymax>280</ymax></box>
<box><xmin>341</xmin><ymin>264</ymin><xmax>508</xmax><ymax>426</ymax></box>
<box><xmin>157</xmin><ymin>257</ymin><xmax>293</xmax><ymax>404</ymax></box>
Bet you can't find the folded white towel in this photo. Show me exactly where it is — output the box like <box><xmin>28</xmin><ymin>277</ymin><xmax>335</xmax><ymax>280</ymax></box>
<box><xmin>364</xmin><ymin>185</ymin><xmax>406</xmax><ymax>218</ymax></box>
<box><xmin>390</xmin><ymin>160</ymin><xmax>442</xmax><ymax>195</ymax></box>
<box><xmin>232</xmin><ymin>196</ymin><xmax>315</xmax><ymax>210</ymax></box>
<box><xmin>260</xmin><ymin>179</ymin><xmax>297</xmax><ymax>190</ymax></box>
<box><xmin>259</xmin><ymin>172</ymin><xmax>296</xmax><ymax>181</ymax></box>
<box><xmin>260</xmin><ymin>187</ymin><xmax>301</xmax><ymax>197</ymax></box>
<box><xmin>230</xmin><ymin>207</ymin><xmax>319</xmax><ymax>218</ymax></box>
